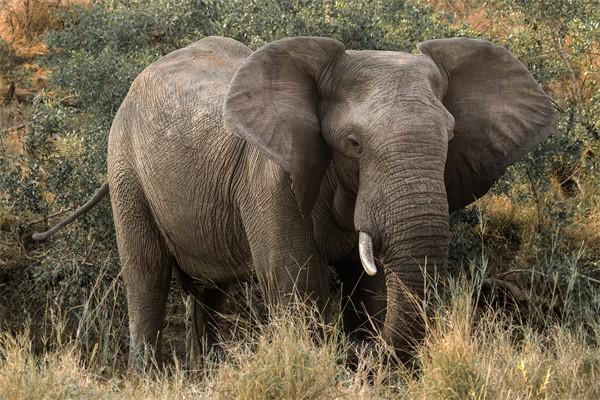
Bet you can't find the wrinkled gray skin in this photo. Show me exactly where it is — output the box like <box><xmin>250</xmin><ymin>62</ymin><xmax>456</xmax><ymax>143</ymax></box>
<box><xmin>45</xmin><ymin>36</ymin><xmax>555</xmax><ymax>367</ymax></box>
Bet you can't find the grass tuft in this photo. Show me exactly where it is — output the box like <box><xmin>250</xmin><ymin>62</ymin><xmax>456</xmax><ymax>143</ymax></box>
<box><xmin>408</xmin><ymin>278</ymin><xmax>600</xmax><ymax>399</ymax></box>
<box><xmin>0</xmin><ymin>330</ymin><xmax>101</xmax><ymax>399</ymax></box>
<box><xmin>214</xmin><ymin>302</ymin><xmax>344</xmax><ymax>400</ymax></box>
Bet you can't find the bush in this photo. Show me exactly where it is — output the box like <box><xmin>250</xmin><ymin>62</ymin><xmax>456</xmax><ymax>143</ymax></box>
<box><xmin>216</xmin><ymin>0</ymin><xmax>466</xmax><ymax>49</ymax></box>
<box><xmin>0</xmin><ymin>39</ymin><xmax>27</xmax><ymax>84</ymax></box>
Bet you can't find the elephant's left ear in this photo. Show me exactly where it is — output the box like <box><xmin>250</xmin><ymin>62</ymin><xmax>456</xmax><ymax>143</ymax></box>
<box><xmin>418</xmin><ymin>38</ymin><xmax>555</xmax><ymax>211</ymax></box>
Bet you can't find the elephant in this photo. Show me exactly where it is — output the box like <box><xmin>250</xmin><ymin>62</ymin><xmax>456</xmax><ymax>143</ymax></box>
<box><xmin>31</xmin><ymin>35</ymin><xmax>555</xmax><ymax>367</ymax></box>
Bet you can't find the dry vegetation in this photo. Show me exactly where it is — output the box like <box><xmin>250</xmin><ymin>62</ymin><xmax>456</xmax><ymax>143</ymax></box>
<box><xmin>2</xmin><ymin>280</ymin><xmax>600</xmax><ymax>399</ymax></box>
<box><xmin>0</xmin><ymin>0</ymin><xmax>89</xmax><ymax>46</ymax></box>
<box><xmin>1</xmin><ymin>0</ymin><xmax>599</xmax><ymax>398</ymax></box>
<box><xmin>0</xmin><ymin>0</ymin><xmax>90</xmax><ymax>104</ymax></box>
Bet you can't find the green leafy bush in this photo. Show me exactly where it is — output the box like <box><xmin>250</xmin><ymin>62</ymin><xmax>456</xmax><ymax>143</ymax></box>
<box><xmin>0</xmin><ymin>39</ymin><xmax>31</xmax><ymax>86</ymax></box>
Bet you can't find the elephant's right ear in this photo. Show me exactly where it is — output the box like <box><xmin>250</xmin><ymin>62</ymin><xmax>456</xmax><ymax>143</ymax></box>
<box><xmin>223</xmin><ymin>37</ymin><xmax>345</xmax><ymax>217</ymax></box>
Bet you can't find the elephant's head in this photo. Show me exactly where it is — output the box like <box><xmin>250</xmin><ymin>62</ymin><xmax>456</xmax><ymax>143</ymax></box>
<box><xmin>223</xmin><ymin>37</ymin><xmax>555</xmax><ymax>358</ymax></box>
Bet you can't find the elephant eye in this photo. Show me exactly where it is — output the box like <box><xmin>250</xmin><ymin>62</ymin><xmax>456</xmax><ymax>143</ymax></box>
<box><xmin>346</xmin><ymin>134</ymin><xmax>362</xmax><ymax>157</ymax></box>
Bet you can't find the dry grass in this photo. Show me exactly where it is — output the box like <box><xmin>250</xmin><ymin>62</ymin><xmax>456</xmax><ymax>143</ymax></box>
<box><xmin>422</xmin><ymin>0</ymin><xmax>516</xmax><ymax>36</ymax></box>
<box><xmin>477</xmin><ymin>178</ymin><xmax>600</xmax><ymax>270</ymax></box>
<box><xmin>408</xmin><ymin>282</ymin><xmax>600</xmax><ymax>399</ymax></box>
<box><xmin>0</xmin><ymin>332</ymin><xmax>102</xmax><ymax>399</ymax></box>
<box><xmin>0</xmin><ymin>0</ymin><xmax>89</xmax><ymax>47</ymax></box>
<box><xmin>0</xmin><ymin>0</ymin><xmax>88</xmax><ymax>98</ymax></box>
<box><xmin>213</xmin><ymin>310</ymin><xmax>344</xmax><ymax>399</ymax></box>
<box><xmin>563</xmin><ymin>180</ymin><xmax>600</xmax><ymax>252</ymax></box>
<box><xmin>1</xmin><ymin>273</ymin><xmax>599</xmax><ymax>399</ymax></box>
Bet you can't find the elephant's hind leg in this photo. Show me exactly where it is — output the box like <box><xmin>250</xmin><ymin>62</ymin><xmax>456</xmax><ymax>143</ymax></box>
<box><xmin>189</xmin><ymin>284</ymin><xmax>228</xmax><ymax>366</ymax></box>
<box><xmin>110</xmin><ymin>173</ymin><xmax>175</xmax><ymax>370</ymax></box>
<box><xmin>175</xmin><ymin>269</ymin><xmax>228</xmax><ymax>367</ymax></box>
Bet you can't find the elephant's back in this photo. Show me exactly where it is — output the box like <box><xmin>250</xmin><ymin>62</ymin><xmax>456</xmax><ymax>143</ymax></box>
<box><xmin>109</xmin><ymin>36</ymin><xmax>252</xmax><ymax>144</ymax></box>
<box><xmin>143</xmin><ymin>36</ymin><xmax>251</xmax><ymax>93</ymax></box>
<box><xmin>107</xmin><ymin>37</ymin><xmax>255</xmax><ymax>280</ymax></box>
<box><xmin>108</xmin><ymin>35</ymin><xmax>253</xmax><ymax>182</ymax></box>
<box><xmin>122</xmin><ymin>36</ymin><xmax>251</xmax><ymax>122</ymax></box>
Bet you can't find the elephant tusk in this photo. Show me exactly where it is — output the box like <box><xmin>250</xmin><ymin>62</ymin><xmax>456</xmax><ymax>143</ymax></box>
<box><xmin>358</xmin><ymin>232</ymin><xmax>377</xmax><ymax>276</ymax></box>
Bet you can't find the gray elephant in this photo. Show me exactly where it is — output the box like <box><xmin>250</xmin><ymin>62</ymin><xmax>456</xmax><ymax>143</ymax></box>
<box><xmin>32</xmin><ymin>35</ymin><xmax>554</xmax><ymax>366</ymax></box>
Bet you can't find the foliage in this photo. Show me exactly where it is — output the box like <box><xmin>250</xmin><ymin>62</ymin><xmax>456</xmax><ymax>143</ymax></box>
<box><xmin>216</xmin><ymin>0</ymin><xmax>467</xmax><ymax>49</ymax></box>
<box><xmin>0</xmin><ymin>39</ymin><xmax>27</xmax><ymax>84</ymax></box>
<box><xmin>493</xmin><ymin>0</ymin><xmax>599</xmax><ymax>176</ymax></box>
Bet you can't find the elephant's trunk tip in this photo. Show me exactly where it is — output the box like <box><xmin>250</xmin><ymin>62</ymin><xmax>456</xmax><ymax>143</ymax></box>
<box><xmin>358</xmin><ymin>232</ymin><xmax>377</xmax><ymax>276</ymax></box>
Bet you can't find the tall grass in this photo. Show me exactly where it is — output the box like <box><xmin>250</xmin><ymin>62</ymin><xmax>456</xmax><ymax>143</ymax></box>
<box><xmin>1</xmin><ymin>259</ymin><xmax>599</xmax><ymax>399</ymax></box>
<box><xmin>409</xmin><ymin>275</ymin><xmax>600</xmax><ymax>399</ymax></box>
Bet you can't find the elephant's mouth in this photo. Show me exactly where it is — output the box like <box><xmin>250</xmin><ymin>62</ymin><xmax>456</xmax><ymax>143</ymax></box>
<box><xmin>332</xmin><ymin>185</ymin><xmax>357</xmax><ymax>231</ymax></box>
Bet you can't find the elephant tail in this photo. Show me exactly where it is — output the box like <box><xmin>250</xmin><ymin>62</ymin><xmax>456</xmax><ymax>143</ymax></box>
<box><xmin>29</xmin><ymin>182</ymin><xmax>110</xmax><ymax>242</ymax></box>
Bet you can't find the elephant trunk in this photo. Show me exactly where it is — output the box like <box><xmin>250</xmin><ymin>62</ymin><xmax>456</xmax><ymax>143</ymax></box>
<box><xmin>355</xmin><ymin>141</ymin><xmax>449</xmax><ymax>360</ymax></box>
<box><xmin>378</xmin><ymin>190</ymin><xmax>448</xmax><ymax>359</ymax></box>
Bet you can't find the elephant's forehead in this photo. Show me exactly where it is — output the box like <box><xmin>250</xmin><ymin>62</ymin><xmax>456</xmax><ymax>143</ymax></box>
<box><xmin>321</xmin><ymin>50</ymin><xmax>453</xmax><ymax>135</ymax></box>
<box><xmin>346</xmin><ymin>49</ymin><xmax>418</xmax><ymax>63</ymax></box>
<box><xmin>330</xmin><ymin>51</ymin><xmax>445</xmax><ymax>101</ymax></box>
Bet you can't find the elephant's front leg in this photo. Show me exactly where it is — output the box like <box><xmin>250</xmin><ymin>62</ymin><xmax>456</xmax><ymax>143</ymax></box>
<box><xmin>240</xmin><ymin>174</ymin><xmax>330</xmax><ymax>311</ymax></box>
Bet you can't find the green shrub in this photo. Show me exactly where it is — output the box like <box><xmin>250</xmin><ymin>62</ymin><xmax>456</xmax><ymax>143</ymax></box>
<box><xmin>48</xmin><ymin>47</ymin><xmax>153</xmax><ymax>116</ymax></box>
<box><xmin>0</xmin><ymin>39</ymin><xmax>29</xmax><ymax>85</ymax></box>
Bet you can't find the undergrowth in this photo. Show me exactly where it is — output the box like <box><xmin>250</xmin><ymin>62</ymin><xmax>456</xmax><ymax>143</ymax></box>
<box><xmin>2</xmin><ymin>268</ymin><xmax>600</xmax><ymax>399</ymax></box>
